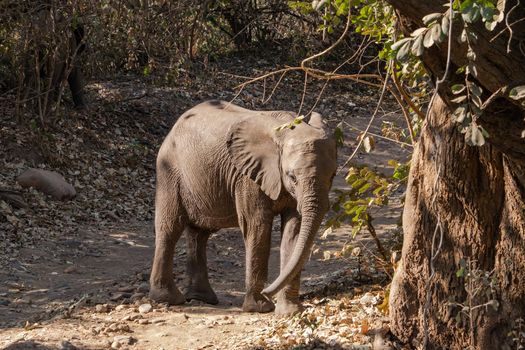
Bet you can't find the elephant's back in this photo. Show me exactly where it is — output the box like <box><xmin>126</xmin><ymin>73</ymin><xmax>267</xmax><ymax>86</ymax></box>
<box><xmin>158</xmin><ymin>100</ymin><xmax>248</xmax><ymax>227</ymax></box>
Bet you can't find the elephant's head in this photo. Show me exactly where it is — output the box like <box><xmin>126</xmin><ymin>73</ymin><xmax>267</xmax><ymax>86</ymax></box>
<box><xmin>227</xmin><ymin>111</ymin><xmax>337</xmax><ymax>297</ymax></box>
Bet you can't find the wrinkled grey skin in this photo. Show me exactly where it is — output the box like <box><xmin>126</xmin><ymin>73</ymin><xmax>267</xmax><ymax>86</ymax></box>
<box><xmin>149</xmin><ymin>100</ymin><xmax>337</xmax><ymax>314</ymax></box>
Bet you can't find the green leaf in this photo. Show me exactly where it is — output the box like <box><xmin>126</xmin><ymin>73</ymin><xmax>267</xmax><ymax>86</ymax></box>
<box><xmin>462</xmin><ymin>2</ymin><xmax>480</xmax><ymax>23</ymax></box>
<box><xmin>431</xmin><ymin>23</ymin><xmax>442</xmax><ymax>43</ymax></box>
<box><xmin>396</xmin><ymin>41</ymin><xmax>411</xmax><ymax>61</ymax></box>
<box><xmin>363</xmin><ymin>136</ymin><xmax>375</xmax><ymax>153</ymax></box>
<box><xmin>452</xmin><ymin>105</ymin><xmax>468</xmax><ymax>123</ymax></box>
<box><xmin>423</xmin><ymin>28</ymin><xmax>435</xmax><ymax>48</ymax></box>
<box><xmin>456</xmin><ymin>267</ymin><xmax>465</xmax><ymax>278</ymax></box>
<box><xmin>391</xmin><ymin>37</ymin><xmax>411</xmax><ymax>50</ymax></box>
<box><xmin>441</xmin><ymin>14</ymin><xmax>450</xmax><ymax>36</ymax></box>
<box><xmin>467</xmin><ymin>48</ymin><xmax>477</xmax><ymax>61</ymax></box>
<box><xmin>467</xmin><ymin>62</ymin><xmax>478</xmax><ymax>77</ymax></box>
<box><xmin>351</xmin><ymin>178</ymin><xmax>366</xmax><ymax>190</ymax></box>
<box><xmin>334</xmin><ymin>123</ymin><xmax>344</xmax><ymax>147</ymax></box>
<box><xmin>358</xmin><ymin>183</ymin><xmax>371</xmax><ymax>194</ymax></box>
<box><xmin>410</xmin><ymin>27</ymin><xmax>427</xmax><ymax>37</ymax></box>
<box><xmin>459</xmin><ymin>0</ymin><xmax>473</xmax><ymax>12</ymax></box>
<box><xmin>411</xmin><ymin>34</ymin><xmax>424</xmax><ymax>56</ymax></box>
<box><xmin>460</xmin><ymin>28</ymin><xmax>468</xmax><ymax>43</ymax></box>
<box><xmin>509</xmin><ymin>85</ymin><xmax>525</xmax><ymax>100</ymax></box>
<box><xmin>471</xmin><ymin>93</ymin><xmax>482</xmax><ymax>108</ymax></box>
<box><xmin>469</xmin><ymin>81</ymin><xmax>482</xmax><ymax>96</ymax></box>
<box><xmin>451</xmin><ymin>84</ymin><xmax>466</xmax><ymax>94</ymax></box>
<box><xmin>466</xmin><ymin>123</ymin><xmax>486</xmax><ymax>146</ymax></box>
<box><xmin>422</xmin><ymin>12</ymin><xmax>442</xmax><ymax>25</ymax></box>
<box><xmin>293</xmin><ymin>115</ymin><xmax>305</xmax><ymax>125</ymax></box>
<box><xmin>480</xmin><ymin>5</ymin><xmax>494</xmax><ymax>22</ymax></box>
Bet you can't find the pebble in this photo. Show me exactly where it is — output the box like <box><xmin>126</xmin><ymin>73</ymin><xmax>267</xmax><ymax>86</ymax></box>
<box><xmin>136</xmin><ymin>272</ymin><xmax>149</xmax><ymax>281</ymax></box>
<box><xmin>95</xmin><ymin>304</ymin><xmax>109</xmax><ymax>313</ymax></box>
<box><xmin>115</xmin><ymin>304</ymin><xmax>126</xmax><ymax>311</ymax></box>
<box><xmin>130</xmin><ymin>314</ymin><xmax>142</xmax><ymax>321</ymax></box>
<box><xmin>131</xmin><ymin>292</ymin><xmax>145</xmax><ymax>301</ymax></box>
<box><xmin>110</xmin><ymin>292</ymin><xmax>132</xmax><ymax>301</ymax></box>
<box><xmin>111</xmin><ymin>335</ymin><xmax>136</xmax><ymax>349</ymax></box>
<box><xmin>63</xmin><ymin>266</ymin><xmax>77</xmax><ymax>274</ymax></box>
<box><xmin>118</xmin><ymin>286</ymin><xmax>135</xmax><ymax>293</ymax></box>
<box><xmin>60</xmin><ymin>340</ymin><xmax>78</xmax><ymax>350</ymax></box>
<box><xmin>138</xmin><ymin>303</ymin><xmax>152</xmax><ymax>314</ymax></box>
<box><xmin>152</xmin><ymin>318</ymin><xmax>165</xmax><ymax>324</ymax></box>
<box><xmin>136</xmin><ymin>282</ymin><xmax>149</xmax><ymax>293</ymax></box>
<box><xmin>138</xmin><ymin>319</ymin><xmax>150</xmax><ymax>324</ymax></box>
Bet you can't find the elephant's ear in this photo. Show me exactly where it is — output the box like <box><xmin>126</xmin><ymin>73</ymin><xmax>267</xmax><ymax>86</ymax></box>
<box><xmin>227</xmin><ymin>117</ymin><xmax>282</xmax><ymax>200</ymax></box>
<box><xmin>308</xmin><ymin>112</ymin><xmax>329</xmax><ymax>132</ymax></box>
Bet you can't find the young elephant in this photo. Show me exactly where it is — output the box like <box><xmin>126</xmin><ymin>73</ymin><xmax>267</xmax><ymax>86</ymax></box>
<box><xmin>149</xmin><ymin>100</ymin><xmax>337</xmax><ymax>314</ymax></box>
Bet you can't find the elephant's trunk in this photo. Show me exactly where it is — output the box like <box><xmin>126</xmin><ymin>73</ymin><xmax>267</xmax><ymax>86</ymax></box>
<box><xmin>262</xmin><ymin>193</ymin><xmax>326</xmax><ymax>297</ymax></box>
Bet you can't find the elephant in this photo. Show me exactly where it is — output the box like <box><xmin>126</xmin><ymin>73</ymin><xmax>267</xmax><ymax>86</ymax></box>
<box><xmin>149</xmin><ymin>100</ymin><xmax>337</xmax><ymax>314</ymax></box>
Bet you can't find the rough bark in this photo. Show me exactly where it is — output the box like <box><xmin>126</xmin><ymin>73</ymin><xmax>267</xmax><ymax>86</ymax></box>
<box><xmin>386</xmin><ymin>0</ymin><xmax>525</xmax><ymax>348</ymax></box>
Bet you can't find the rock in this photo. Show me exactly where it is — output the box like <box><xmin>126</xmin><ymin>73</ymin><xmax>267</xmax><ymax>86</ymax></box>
<box><xmin>17</xmin><ymin>168</ymin><xmax>76</xmax><ymax>201</ymax></box>
<box><xmin>136</xmin><ymin>282</ymin><xmax>149</xmax><ymax>293</ymax></box>
<box><xmin>136</xmin><ymin>272</ymin><xmax>149</xmax><ymax>281</ymax></box>
<box><xmin>63</xmin><ymin>266</ymin><xmax>77</xmax><ymax>274</ymax></box>
<box><xmin>151</xmin><ymin>318</ymin><xmax>165</xmax><ymax>324</ymax></box>
<box><xmin>0</xmin><ymin>189</ymin><xmax>27</xmax><ymax>208</ymax></box>
<box><xmin>359</xmin><ymin>292</ymin><xmax>379</xmax><ymax>306</ymax></box>
<box><xmin>63</xmin><ymin>239</ymin><xmax>82</xmax><ymax>249</ymax></box>
<box><xmin>118</xmin><ymin>286</ymin><xmax>135</xmax><ymax>293</ymax></box>
<box><xmin>138</xmin><ymin>303</ymin><xmax>152</xmax><ymax>314</ymax></box>
<box><xmin>110</xmin><ymin>336</ymin><xmax>136</xmax><ymax>350</ymax></box>
<box><xmin>115</xmin><ymin>304</ymin><xmax>126</xmax><ymax>311</ymax></box>
<box><xmin>129</xmin><ymin>314</ymin><xmax>142</xmax><ymax>321</ymax></box>
<box><xmin>130</xmin><ymin>292</ymin><xmax>145</xmax><ymax>301</ymax></box>
<box><xmin>137</xmin><ymin>319</ymin><xmax>150</xmax><ymax>325</ymax></box>
<box><xmin>110</xmin><ymin>292</ymin><xmax>132</xmax><ymax>301</ymax></box>
<box><xmin>95</xmin><ymin>304</ymin><xmax>109</xmax><ymax>313</ymax></box>
<box><xmin>60</xmin><ymin>340</ymin><xmax>78</xmax><ymax>350</ymax></box>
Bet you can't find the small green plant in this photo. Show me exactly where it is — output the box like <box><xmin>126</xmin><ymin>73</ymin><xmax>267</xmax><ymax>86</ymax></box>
<box><xmin>275</xmin><ymin>115</ymin><xmax>306</xmax><ymax>131</ymax></box>
<box><xmin>449</xmin><ymin>259</ymin><xmax>499</xmax><ymax>347</ymax></box>
<box><xmin>326</xmin><ymin>160</ymin><xmax>409</xmax><ymax>257</ymax></box>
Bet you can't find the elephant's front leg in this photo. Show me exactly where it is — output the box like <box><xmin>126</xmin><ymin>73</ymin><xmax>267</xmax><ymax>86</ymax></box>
<box><xmin>275</xmin><ymin>209</ymin><xmax>302</xmax><ymax>315</ymax></box>
<box><xmin>242</xmin><ymin>220</ymin><xmax>275</xmax><ymax>313</ymax></box>
<box><xmin>237</xmin><ymin>192</ymin><xmax>275</xmax><ymax>313</ymax></box>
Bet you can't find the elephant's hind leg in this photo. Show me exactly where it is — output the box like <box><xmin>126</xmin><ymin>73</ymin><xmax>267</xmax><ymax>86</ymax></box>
<box><xmin>184</xmin><ymin>226</ymin><xmax>218</xmax><ymax>305</ymax></box>
<box><xmin>149</xmin><ymin>169</ymin><xmax>186</xmax><ymax>305</ymax></box>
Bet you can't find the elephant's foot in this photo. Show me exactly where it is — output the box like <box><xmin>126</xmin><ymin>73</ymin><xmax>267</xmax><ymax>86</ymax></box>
<box><xmin>242</xmin><ymin>293</ymin><xmax>275</xmax><ymax>313</ymax></box>
<box><xmin>275</xmin><ymin>300</ymin><xmax>303</xmax><ymax>315</ymax></box>
<box><xmin>185</xmin><ymin>285</ymin><xmax>219</xmax><ymax>305</ymax></box>
<box><xmin>149</xmin><ymin>284</ymin><xmax>186</xmax><ymax>305</ymax></box>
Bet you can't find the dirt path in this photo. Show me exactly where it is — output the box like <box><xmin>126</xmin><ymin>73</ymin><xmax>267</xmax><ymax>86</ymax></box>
<box><xmin>0</xmin><ymin>210</ymin><xmax>398</xmax><ymax>350</ymax></box>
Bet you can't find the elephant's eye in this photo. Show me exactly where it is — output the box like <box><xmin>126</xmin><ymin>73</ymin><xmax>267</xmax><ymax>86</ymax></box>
<box><xmin>288</xmin><ymin>172</ymin><xmax>297</xmax><ymax>184</ymax></box>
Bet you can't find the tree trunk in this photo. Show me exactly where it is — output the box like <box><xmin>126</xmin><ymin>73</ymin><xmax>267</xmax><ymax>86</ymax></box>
<box><xmin>386</xmin><ymin>0</ymin><xmax>525</xmax><ymax>348</ymax></box>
